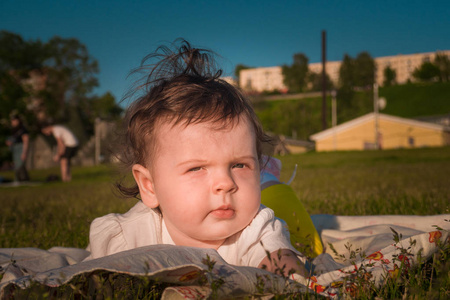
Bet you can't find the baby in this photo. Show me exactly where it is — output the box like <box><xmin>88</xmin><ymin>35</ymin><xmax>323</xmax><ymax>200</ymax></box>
<box><xmin>86</xmin><ymin>40</ymin><xmax>306</xmax><ymax>276</ymax></box>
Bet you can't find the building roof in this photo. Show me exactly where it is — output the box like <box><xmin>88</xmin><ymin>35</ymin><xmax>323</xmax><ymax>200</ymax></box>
<box><xmin>310</xmin><ymin>113</ymin><xmax>450</xmax><ymax>141</ymax></box>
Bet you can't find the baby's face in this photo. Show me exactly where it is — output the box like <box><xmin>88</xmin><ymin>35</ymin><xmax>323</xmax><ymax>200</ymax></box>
<box><xmin>145</xmin><ymin>116</ymin><xmax>261</xmax><ymax>249</ymax></box>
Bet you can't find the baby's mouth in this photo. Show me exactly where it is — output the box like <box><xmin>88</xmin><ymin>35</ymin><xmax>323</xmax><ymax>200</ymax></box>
<box><xmin>210</xmin><ymin>206</ymin><xmax>235</xmax><ymax>219</ymax></box>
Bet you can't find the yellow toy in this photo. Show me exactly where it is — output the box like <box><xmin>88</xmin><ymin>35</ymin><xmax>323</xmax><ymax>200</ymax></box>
<box><xmin>261</xmin><ymin>157</ymin><xmax>323</xmax><ymax>258</ymax></box>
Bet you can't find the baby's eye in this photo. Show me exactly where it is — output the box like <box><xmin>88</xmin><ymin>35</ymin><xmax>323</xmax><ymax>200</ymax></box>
<box><xmin>188</xmin><ymin>167</ymin><xmax>202</xmax><ymax>172</ymax></box>
<box><xmin>232</xmin><ymin>163</ymin><xmax>245</xmax><ymax>169</ymax></box>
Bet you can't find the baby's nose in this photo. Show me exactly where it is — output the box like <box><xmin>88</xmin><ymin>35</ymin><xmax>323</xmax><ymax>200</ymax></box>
<box><xmin>212</xmin><ymin>170</ymin><xmax>237</xmax><ymax>194</ymax></box>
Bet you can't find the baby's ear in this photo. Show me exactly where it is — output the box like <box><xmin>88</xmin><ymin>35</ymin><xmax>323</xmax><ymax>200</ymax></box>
<box><xmin>132</xmin><ymin>164</ymin><xmax>159</xmax><ymax>208</ymax></box>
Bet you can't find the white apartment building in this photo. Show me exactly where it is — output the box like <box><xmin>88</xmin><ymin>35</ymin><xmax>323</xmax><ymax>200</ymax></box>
<box><xmin>239</xmin><ymin>50</ymin><xmax>450</xmax><ymax>92</ymax></box>
<box><xmin>308</xmin><ymin>60</ymin><xmax>342</xmax><ymax>87</ymax></box>
<box><xmin>240</xmin><ymin>66</ymin><xmax>288</xmax><ymax>93</ymax></box>
<box><xmin>374</xmin><ymin>51</ymin><xmax>449</xmax><ymax>85</ymax></box>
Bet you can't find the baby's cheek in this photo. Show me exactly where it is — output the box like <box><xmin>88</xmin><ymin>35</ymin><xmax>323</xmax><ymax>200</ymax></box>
<box><xmin>248</xmin><ymin>194</ymin><xmax>261</xmax><ymax>217</ymax></box>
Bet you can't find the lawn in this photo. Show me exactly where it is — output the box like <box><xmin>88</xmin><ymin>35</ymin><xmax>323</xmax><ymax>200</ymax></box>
<box><xmin>0</xmin><ymin>147</ymin><xmax>449</xmax><ymax>298</ymax></box>
<box><xmin>280</xmin><ymin>147</ymin><xmax>450</xmax><ymax>216</ymax></box>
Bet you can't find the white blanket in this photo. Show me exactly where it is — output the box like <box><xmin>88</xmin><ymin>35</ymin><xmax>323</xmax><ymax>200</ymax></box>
<box><xmin>1</xmin><ymin>214</ymin><xmax>448</xmax><ymax>299</ymax></box>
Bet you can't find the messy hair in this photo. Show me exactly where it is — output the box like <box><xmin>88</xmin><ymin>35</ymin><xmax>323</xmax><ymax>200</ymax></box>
<box><xmin>117</xmin><ymin>39</ymin><xmax>271</xmax><ymax>198</ymax></box>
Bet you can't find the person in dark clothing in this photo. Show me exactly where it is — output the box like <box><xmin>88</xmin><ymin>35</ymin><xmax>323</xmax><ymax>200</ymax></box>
<box><xmin>6</xmin><ymin>114</ymin><xmax>30</xmax><ymax>182</ymax></box>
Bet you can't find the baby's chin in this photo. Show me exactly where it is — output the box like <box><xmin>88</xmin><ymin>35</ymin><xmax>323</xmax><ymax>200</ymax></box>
<box><xmin>202</xmin><ymin>224</ymin><xmax>249</xmax><ymax>242</ymax></box>
<box><xmin>182</xmin><ymin>212</ymin><xmax>259</xmax><ymax>245</ymax></box>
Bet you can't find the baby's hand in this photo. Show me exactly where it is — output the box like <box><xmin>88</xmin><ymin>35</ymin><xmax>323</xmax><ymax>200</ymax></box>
<box><xmin>258</xmin><ymin>249</ymin><xmax>308</xmax><ymax>278</ymax></box>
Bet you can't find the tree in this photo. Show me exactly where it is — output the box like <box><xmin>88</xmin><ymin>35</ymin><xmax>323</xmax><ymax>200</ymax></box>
<box><xmin>0</xmin><ymin>31</ymin><xmax>47</xmax><ymax>75</ymax></box>
<box><xmin>0</xmin><ymin>31</ymin><xmax>48</xmax><ymax>123</ymax></box>
<box><xmin>0</xmin><ymin>31</ymin><xmax>106</xmax><ymax>163</ymax></box>
<box><xmin>0</xmin><ymin>32</ymin><xmax>100</xmax><ymax>124</ymax></box>
<box><xmin>412</xmin><ymin>61</ymin><xmax>440</xmax><ymax>82</ymax></box>
<box><xmin>44</xmin><ymin>36</ymin><xmax>99</xmax><ymax>118</ymax></box>
<box><xmin>307</xmin><ymin>72</ymin><xmax>334</xmax><ymax>92</ymax></box>
<box><xmin>353</xmin><ymin>52</ymin><xmax>375</xmax><ymax>89</ymax></box>
<box><xmin>87</xmin><ymin>92</ymin><xmax>123</xmax><ymax>121</ymax></box>
<box><xmin>337</xmin><ymin>52</ymin><xmax>375</xmax><ymax>106</ymax></box>
<box><xmin>234</xmin><ymin>64</ymin><xmax>250</xmax><ymax>86</ymax></box>
<box><xmin>338</xmin><ymin>52</ymin><xmax>375</xmax><ymax>90</ymax></box>
<box><xmin>434</xmin><ymin>52</ymin><xmax>450</xmax><ymax>82</ymax></box>
<box><xmin>337</xmin><ymin>54</ymin><xmax>355</xmax><ymax>102</ymax></box>
<box><xmin>338</xmin><ymin>54</ymin><xmax>354</xmax><ymax>89</ymax></box>
<box><xmin>282</xmin><ymin>53</ymin><xmax>309</xmax><ymax>93</ymax></box>
<box><xmin>383</xmin><ymin>66</ymin><xmax>397</xmax><ymax>87</ymax></box>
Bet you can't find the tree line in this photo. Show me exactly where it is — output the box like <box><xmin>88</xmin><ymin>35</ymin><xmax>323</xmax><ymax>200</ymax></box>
<box><xmin>0</xmin><ymin>31</ymin><xmax>123</xmax><ymax>165</ymax></box>
<box><xmin>235</xmin><ymin>50</ymin><xmax>450</xmax><ymax>97</ymax></box>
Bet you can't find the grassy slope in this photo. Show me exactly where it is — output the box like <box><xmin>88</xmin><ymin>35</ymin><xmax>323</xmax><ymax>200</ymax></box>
<box><xmin>253</xmin><ymin>96</ymin><xmax>325</xmax><ymax>140</ymax></box>
<box><xmin>380</xmin><ymin>82</ymin><xmax>450</xmax><ymax>118</ymax></box>
<box><xmin>254</xmin><ymin>82</ymin><xmax>450</xmax><ymax>138</ymax></box>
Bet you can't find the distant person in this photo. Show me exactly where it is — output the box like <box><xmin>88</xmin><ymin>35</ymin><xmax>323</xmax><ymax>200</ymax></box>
<box><xmin>41</xmin><ymin>123</ymin><xmax>79</xmax><ymax>182</ymax></box>
<box><xmin>6</xmin><ymin>114</ymin><xmax>30</xmax><ymax>182</ymax></box>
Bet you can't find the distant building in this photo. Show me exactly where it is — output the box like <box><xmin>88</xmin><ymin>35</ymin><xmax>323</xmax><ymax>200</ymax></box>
<box><xmin>374</xmin><ymin>51</ymin><xmax>450</xmax><ymax>85</ymax></box>
<box><xmin>276</xmin><ymin>136</ymin><xmax>315</xmax><ymax>155</ymax></box>
<box><xmin>239</xmin><ymin>50</ymin><xmax>450</xmax><ymax>93</ymax></box>
<box><xmin>308</xmin><ymin>60</ymin><xmax>341</xmax><ymax>87</ymax></box>
<box><xmin>310</xmin><ymin>113</ymin><xmax>450</xmax><ymax>152</ymax></box>
<box><xmin>221</xmin><ymin>76</ymin><xmax>237</xmax><ymax>86</ymax></box>
<box><xmin>261</xmin><ymin>135</ymin><xmax>314</xmax><ymax>156</ymax></box>
<box><xmin>415</xmin><ymin>113</ymin><xmax>450</xmax><ymax>127</ymax></box>
<box><xmin>240</xmin><ymin>66</ymin><xmax>287</xmax><ymax>93</ymax></box>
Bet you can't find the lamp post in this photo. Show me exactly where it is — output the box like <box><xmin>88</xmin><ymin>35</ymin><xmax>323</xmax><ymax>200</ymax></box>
<box><xmin>331</xmin><ymin>90</ymin><xmax>337</xmax><ymax>150</ymax></box>
<box><xmin>373</xmin><ymin>83</ymin><xmax>386</xmax><ymax>150</ymax></box>
<box><xmin>373</xmin><ymin>83</ymin><xmax>379</xmax><ymax>149</ymax></box>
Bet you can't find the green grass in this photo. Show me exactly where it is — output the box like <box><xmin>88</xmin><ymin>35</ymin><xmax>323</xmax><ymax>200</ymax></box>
<box><xmin>278</xmin><ymin>147</ymin><xmax>450</xmax><ymax>216</ymax></box>
<box><xmin>0</xmin><ymin>147</ymin><xmax>449</xmax><ymax>298</ymax></box>
<box><xmin>380</xmin><ymin>82</ymin><xmax>450</xmax><ymax>118</ymax></box>
<box><xmin>0</xmin><ymin>165</ymin><xmax>136</xmax><ymax>249</ymax></box>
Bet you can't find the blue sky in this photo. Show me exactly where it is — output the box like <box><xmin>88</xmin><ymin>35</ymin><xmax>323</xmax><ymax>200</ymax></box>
<box><xmin>1</xmin><ymin>0</ymin><xmax>449</xmax><ymax>105</ymax></box>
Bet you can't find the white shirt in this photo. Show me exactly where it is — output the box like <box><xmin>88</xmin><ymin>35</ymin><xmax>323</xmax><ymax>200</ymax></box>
<box><xmin>52</xmin><ymin>125</ymin><xmax>78</xmax><ymax>147</ymax></box>
<box><xmin>85</xmin><ymin>201</ymin><xmax>301</xmax><ymax>267</ymax></box>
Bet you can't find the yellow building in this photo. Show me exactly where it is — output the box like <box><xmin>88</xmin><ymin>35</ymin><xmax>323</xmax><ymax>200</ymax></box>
<box><xmin>310</xmin><ymin>113</ymin><xmax>450</xmax><ymax>152</ymax></box>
